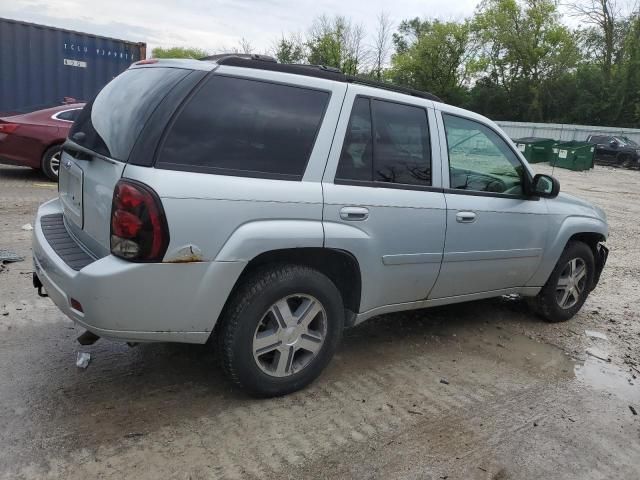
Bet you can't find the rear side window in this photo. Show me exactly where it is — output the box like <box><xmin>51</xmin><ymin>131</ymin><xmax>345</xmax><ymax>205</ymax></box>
<box><xmin>336</xmin><ymin>97</ymin><xmax>431</xmax><ymax>187</ymax></box>
<box><xmin>157</xmin><ymin>75</ymin><xmax>330</xmax><ymax>179</ymax></box>
<box><xmin>70</xmin><ymin>68</ymin><xmax>189</xmax><ymax>161</ymax></box>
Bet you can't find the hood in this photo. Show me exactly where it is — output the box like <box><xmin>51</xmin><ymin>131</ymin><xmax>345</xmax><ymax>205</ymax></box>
<box><xmin>549</xmin><ymin>192</ymin><xmax>607</xmax><ymax>222</ymax></box>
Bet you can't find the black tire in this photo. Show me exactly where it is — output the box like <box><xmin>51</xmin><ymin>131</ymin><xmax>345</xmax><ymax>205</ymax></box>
<box><xmin>41</xmin><ymin>144</ymin><xmax>62</xmax><ymax>181</ymax></box>
<box><xmin>528</xmin><ymin>241</ymin><xmax>595</xmax><ymax>323</ymax></box>
<box><xmin>218</xmin><ymin>264</ymin><xmax>344</xmax><ymax>397</ymax></box>
<box><xmin>619</xmin><ymin>154</ymin><xmax>632</xmax><ymax>169</ymax></box>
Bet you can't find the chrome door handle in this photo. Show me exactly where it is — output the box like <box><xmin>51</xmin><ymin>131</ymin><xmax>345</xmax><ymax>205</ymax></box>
<box><xmin>456</xmin><ymin>211</ymin><xmax>476</xmax><ymax>223</ymax></box>
<box><xmin>340</xmin><ymin>206</ymin><xmax>369</xmax><ymax>221</ymax></box>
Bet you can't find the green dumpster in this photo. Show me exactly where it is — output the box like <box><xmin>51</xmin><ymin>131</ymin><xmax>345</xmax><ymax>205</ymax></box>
<box><xmin>514</xmin><ymin>137</ymin><xmax>557</xmax><ymax>163</ymax></box>
<box><xmin>551</xmin><ymin>141</ymin><xmax>595</xmax><ymax>171</ymax></box>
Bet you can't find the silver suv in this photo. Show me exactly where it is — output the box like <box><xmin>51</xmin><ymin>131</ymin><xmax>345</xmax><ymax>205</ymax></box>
<box><xmin>33</xmin><ymin>55</ymin><xmax>609</xmax><ymax>396</ymax></box>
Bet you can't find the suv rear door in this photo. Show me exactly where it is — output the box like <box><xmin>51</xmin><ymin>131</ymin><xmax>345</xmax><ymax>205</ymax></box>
<box><xmin>59</xmin><ymin>65</ymin><xmax>199</xmax><ymax>256</ymax></box>
<box><xmin>322</xmin><ymin>86</ymin><xmax>446</xmax><ymax>314</ymax></box>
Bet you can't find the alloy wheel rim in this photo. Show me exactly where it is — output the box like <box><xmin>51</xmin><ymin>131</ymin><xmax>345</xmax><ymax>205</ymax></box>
<box><xmin>50</xmin><ymin>151</ymin><xmax>61</xmax><ymax>177</ymax></box>
<box><xmin>252</xmin><ymin>294</ymin><xmax>327</xmax><ymax>377</ymax></box>
<box><xmin>555</xmin><ymin>258</ymin><xmax>587</xmax><ymax>309</ymax></box>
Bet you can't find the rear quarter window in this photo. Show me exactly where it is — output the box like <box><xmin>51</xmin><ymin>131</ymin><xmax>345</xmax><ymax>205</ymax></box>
<box><xmin>156</xmin><ymin>75</ymin><xmax>330</xmax><ymax>179</ymax></box>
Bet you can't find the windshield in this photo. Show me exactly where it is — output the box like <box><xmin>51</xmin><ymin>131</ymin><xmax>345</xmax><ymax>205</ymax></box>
<box><xmin>617</xmin><ymin>136</ymin><xmax>638</xmax><ymax>147</ymax></box>
<box><xmin>69</xmin><ymin>67</ymin><xmax>189</xmax><ymax>161</ymax></box>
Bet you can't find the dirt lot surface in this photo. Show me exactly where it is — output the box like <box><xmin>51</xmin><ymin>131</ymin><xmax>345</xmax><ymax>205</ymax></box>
<box><xmin>0</xmin><ymin>163</ymin><xmax>638</xmax><ymax>480</ymax></box>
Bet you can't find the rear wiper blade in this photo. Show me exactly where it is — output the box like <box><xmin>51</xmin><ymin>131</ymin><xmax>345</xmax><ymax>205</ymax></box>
<box><xmin>62</xmin><ymin>139</ymin><xmax>115</xmax><ymax>164</ymax></box>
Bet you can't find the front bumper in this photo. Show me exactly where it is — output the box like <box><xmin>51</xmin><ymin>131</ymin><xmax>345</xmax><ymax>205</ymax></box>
<box><xmin>32</xmin><ymin>198</ymin><xmax>245</xmax><ymax>343</ymax></box>
<box><xmin>591</xmin><ymin>243</ymin><xmax>609</xmax><ymax>290</ymax></box>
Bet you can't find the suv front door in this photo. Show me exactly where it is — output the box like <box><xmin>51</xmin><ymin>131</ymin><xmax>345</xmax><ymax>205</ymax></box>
<box><xmin>429</xmin><ymin>111</ymin><xmax>548</xmax><ymax>299</ymax></box>
<box><xmin>322</xmin><ymin>89</ymin><xmax>446</xmax><ymax>315</ymax></box>
<box><xmin>591</xmin><ymin>135</ymin><xmax>618</xmax><ymax>163</ymax></box>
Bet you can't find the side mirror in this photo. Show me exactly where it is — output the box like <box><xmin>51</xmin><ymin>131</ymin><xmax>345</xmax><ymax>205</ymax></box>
<box><xmin>610</xmin><ymin>140</ymin><xmax>619</xmax><ymax>148</ymax></box>
<box><xmin>531</xmin><ymin>174</ymin><xmax>560</xmax><ymax>198</ymax></box>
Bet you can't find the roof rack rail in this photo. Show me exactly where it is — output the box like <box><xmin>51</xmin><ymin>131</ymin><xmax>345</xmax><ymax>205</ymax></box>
<box><xmin>346</xmin><ymin>76</ymin><xmax>442</xmax><ymax>102</ymax></box>
<box><xmin>200</xmin><ymin>53</ymin><xmax>277</xmax><ymax>63</ymax></box>
<box><xmin>208</xmin><ymin>56</ymin><xmax>442</xmax><ymax>103</ymax></box>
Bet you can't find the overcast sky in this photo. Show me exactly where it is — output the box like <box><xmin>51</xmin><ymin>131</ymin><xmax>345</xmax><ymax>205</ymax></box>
<box><xmin>3</xmin><ymin>0</ymin><xmax>482</xmax><ymax>55</ymax></box>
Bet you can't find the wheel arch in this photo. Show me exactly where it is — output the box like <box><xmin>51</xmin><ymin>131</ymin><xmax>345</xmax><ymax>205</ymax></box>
<box><xmin>218</xmin><ymin>247</ymin><xmax>363</xmax><ymax>332</ymax></box>
<box><xmin>526</xmin><ymin>216</ymin><xmax>607</xmax><ymax>288</ymax></box>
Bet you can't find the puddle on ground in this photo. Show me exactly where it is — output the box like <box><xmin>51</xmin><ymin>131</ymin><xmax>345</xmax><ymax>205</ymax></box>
<box><xmin>455</xmin><ymin>328</ymin><xmax>576</xmax><ymax>379</ymax></box>
<box><xmin>574</xmin><ymin>357</ymin><xmax>638</xmax><ymax>403</ymax></box>
<box><xmin>457</xmin><ymin>327</ymin><xmax>638</xmax><ymax>402</ymax></box>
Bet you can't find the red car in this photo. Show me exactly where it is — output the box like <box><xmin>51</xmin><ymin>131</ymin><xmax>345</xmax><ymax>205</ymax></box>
<box><xmin>0</xmin><ymin>103</ymin><xmax>85</xmax><ymax>180</ymax></box>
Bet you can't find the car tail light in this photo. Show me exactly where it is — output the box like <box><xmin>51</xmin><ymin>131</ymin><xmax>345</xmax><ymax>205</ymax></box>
<box><xmin>0</xmin><ymin>123</ymin><xmax>19</xmax><ymax>134</ymax></box>
<box><xmin>110</xmin><ymin>179</ymin><xmax>169</xmax><ymax>262</ymax></box>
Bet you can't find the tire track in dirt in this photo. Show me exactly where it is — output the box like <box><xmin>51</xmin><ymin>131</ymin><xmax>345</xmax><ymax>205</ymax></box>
<box><xmin>5</xmin><ymin>343</ymin><xmax>548</xmax><ymax>480</ymax></box>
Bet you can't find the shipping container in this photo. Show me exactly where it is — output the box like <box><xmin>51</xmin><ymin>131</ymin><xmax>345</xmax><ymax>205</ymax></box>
<box><xmin>0</xmin><ymin>17</ymin><xmax>146</xmax><ymax>115</ymax></box>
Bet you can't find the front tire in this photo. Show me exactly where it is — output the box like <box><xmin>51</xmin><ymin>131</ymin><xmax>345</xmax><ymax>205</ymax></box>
<box><xmin>41</xmin><ymin>145</ymin><xmax>62</xmax><ymax>181</ymax></box>
<box><xmin>528</xmin><ymin>241</ymin><xmax>595</xmax><ymax>322</ymax></box>
<box><xmin>619</xmin><ymin>154</ymin><xmax>632</xmax><ymax>169</ymax></box>
<box><xmin>218</xmin><ymin>264</ymin><xmax>344</xmax><ymax>397</ymax></box>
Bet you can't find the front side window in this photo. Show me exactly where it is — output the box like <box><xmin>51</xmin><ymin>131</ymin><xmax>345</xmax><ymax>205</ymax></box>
<box><xmin>158</xmin><ymin>75</ymin><xmax>330</xmax><ymax>179</ymax></box>
<box><xmin>336</xmin><ymin>97</ymin><xmax>431</xmax><ymax>187</ymax></box>
<box><xmin>443</xmin><ymin>114</ymin><xmax>524</xmax><ymax>195</ymax></box>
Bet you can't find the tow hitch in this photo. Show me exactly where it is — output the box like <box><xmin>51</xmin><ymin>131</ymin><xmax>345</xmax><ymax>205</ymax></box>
<box><xmin>32</xmin><ymin>272</ymin><xmax>48</xmax><ymax>297</ymax></box>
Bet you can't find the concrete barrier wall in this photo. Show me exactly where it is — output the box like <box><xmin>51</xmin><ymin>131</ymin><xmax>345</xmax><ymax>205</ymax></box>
<box><xmin>496</xmin><ymin>121</ymin><xmax>640</xmax><ymax>144</ymax></box>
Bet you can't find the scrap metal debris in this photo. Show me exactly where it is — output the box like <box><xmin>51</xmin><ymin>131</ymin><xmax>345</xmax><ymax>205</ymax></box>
<box><xmin>76</xmin><ymin>352</ymin><xmax>91</xmax><ymax>369</ymax></box>
<box><xmin>0</xmin><ymin>249</ymin><xmax>24</xmax><ymax>264</ymax></box>
<box><xmin>585</xmin><ymin>330</ymin><xmax>608</xmax><ymax>340</ymax></box>
<box><xmin>586</xmin><ymin>348</ymin><xmax>611</xmax><ymax>362</ymax></box>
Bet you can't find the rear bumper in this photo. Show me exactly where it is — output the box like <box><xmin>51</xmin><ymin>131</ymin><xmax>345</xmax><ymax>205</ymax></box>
<box><xmin>33</xmin><ymin>198</ymin><xmax>246</xmax><ymax>343</ymax></box>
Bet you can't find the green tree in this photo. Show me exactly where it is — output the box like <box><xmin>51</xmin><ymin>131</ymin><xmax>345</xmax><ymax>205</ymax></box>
<box><xmin>306</xmin><ymin>15</ymin><xmax>367</xmax><ymax>75</ymax></box>
<box><xmin>472</xmin><ymin>0</ymin><xmax>580</xmax><ymax>120</ymax></box>
<box><xmin>152</xmin><ymin>46</ymin><xmax>210</xmax><ymax>59</ymax></box>
<box><xmin>390</xmin><ymin>18</ymin><xmax>475</xmax><ymax>103</ymax></box>
<box><xmin>615</xmin><ymin>13</ymin><xmax>640</xmax><ymax>127</ymax></box>
<box><xmin>273</xmin><ymin>34</ymin><xmax>307</xmax><ymax>63</ymax></box>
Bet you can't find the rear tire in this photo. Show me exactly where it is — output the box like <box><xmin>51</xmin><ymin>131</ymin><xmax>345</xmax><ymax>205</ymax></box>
<box><xmin>528</xmin><ymin>241</ymin><xmax>594</xmax><ymax>323</ymax></box>
<box><xmin>218</xmin><ymin>264</ymin><xmax>344</xmax><ymax>397</ymax></box>
<box><xmin>41</xmin><ymin>145</ymin><xmax>62</xmax><ymax>181</ymax></box>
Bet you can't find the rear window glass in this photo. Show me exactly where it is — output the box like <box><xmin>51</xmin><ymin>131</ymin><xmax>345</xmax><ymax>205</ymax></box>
<box><xmin>157</xmin><ymin>75</ymin><xmax>330</xmax><ymax>179</ymax></box>
<box><xmin>70</xmin><ymin>68</ymin><xmax>189</xmax><ymax>161</ymax></box>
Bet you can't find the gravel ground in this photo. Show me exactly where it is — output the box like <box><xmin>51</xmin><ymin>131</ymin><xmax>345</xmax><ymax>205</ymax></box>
<box><xmin>0</xmin><ymin>163</ymin><xmax>638</xmax><ymax>480</ymax></box>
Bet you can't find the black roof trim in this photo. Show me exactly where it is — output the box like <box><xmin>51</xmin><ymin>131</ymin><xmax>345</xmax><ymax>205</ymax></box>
<box><xmin>216</xmin><ymin>56</ymin><xmax>349</xmax><ymax>81</ymax></box>
<box><xmin>345</xmin><ymin>76</ymin><xmax>442</xmax><ymax>102</ymax></box>
<box><xmin>201</xmin><ymin>53</ymin><xmax>278</xmax><ymax>63</ymax></box>
<box><xmin>211</xmin><ymin>56</ymin><xmax>442</xmax><ymax>102</ymax></box>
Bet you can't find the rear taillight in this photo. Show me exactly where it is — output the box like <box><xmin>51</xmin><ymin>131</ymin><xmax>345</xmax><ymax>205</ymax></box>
<box><xmin>0</xmin><ymin>123</ymin><xmax>19</xmax><ymax>134</ymax></box>
<box><xmin>110</xmin><ymin>179</ymin><xmax>169</xmax><ymax>262</ymax></box>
